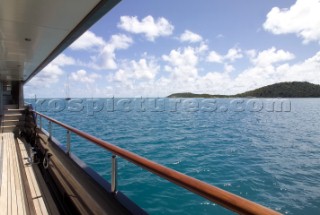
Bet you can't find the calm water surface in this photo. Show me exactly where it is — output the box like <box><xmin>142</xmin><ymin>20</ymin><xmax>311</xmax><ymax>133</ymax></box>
<box><xmin>28</xmin><ymin>98</ymin><xmax>320</xmax><ymax>215</ymax></box>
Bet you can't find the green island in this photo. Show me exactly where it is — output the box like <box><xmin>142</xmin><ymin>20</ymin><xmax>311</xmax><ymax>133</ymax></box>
<box><xmin>167</xmin><ymin>81</ymin><xmax>320</xmax><ymax>98</ymax></box>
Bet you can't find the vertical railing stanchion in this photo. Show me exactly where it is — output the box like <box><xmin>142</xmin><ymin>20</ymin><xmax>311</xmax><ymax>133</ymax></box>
<box><xmin>66</xmin><ymin>130</ymin><xmax>71</xmax><ymax>154</ymax></box>
<box><xmin>48</xmin><ymin>121</ymin><xmax>52</xmax><ymax>139</ymax></box>
<box><xmin>39</xmin><ymin>115</ymin><xmax>42</xmax><ymax>129</ymax></box>
<box><xmin>111</xmin><ymin>155</ymin><xmax>118</xmax><ymax>194</ymax></box>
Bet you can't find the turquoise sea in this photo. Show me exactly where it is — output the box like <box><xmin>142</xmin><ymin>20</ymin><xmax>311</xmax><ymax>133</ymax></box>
<box><xmin>27</xmin><ymin>98</ymin><xmax>320</xmax><ymax>214</ymax></box>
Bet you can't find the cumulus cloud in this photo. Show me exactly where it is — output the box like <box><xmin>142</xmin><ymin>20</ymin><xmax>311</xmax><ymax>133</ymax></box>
<box><xmin>27</xmin><ymin>54</ymin><xmax>75</xmax><ymax>88</ymax></box>
<box><xmin>234</xmin><ymin>51</ymin><xmax>320</xmax><ymax>92</ymax></box>
<box><xmin>53</xmin><ymin>53</ymin><xmax>76</xmax><ymax>66</ymax></box>
<box><xmin>70</xmin><ymin>69</ymin><xmax>101</xmax><ymax>83</ymax></box>
<box><xmin>108</xmin><ymin>34</ymin><xmax>133</xmax><ymax>50</ymax></box>
<box><xmin>146</xmin><ymin>43</ymin><xmax>241</xmax><ymax>94</ymax></box>
<box><xmin>70</xmin><ymin>31</ymin><xmax>133</xmax><ymax>70</ymax></box>
<box><xmin>84</xmin><ymin>42</ymin><xmax>320</xmax><ymax>97</ymax></box>
<box><xmin>225</xmin><ymin>48</ymin><xmax>243</xmax><ymax>62</ymax></box>
<box><xmin>110</xmin><ymin>57</ymin><xmax>160</xmax><ymax>89</ymax></box>
<box><xmin>70</xmin><ymin>31</ymin><xmax>105</xmax><ymax>50</ymax></box>
<box><xmin>92</xmin><ymin>34</ymin><xmax>133</xmax><ymax>70</ymax></box>
<box><xmin>179</xmin><ymin>30</ymin><xmax>203</xmax><ymax>43</ymax></box>
<box><xmin>118</xmin><ymin>15</ymin><xmax>174</xmax><ymax>41</ymax></box>
<box><xmin>250</xmin><ymin>47</ymin><xmax>295</xmax><ymax>66</ymax></box>
<box><xmin>28</xmin><ymin>64</ymin><xmax>63</xmax><ymax>87</ymax></box>
<box><xmin>224</xmin><ymin>64</ymin><xmax>235</xmax><ymax>73</ymax></box>
<box><xmin>263</xmin><ymin>0</ymin><xmax>320</xmax><ymax>44</ymax></box>
<box><xmin>162</xmin><ymin>46</ymin><xmax>199</xmax><ymax>79</ymax></box>
<box><xmin>129</xmin><ymin>58</ymin><xmax>159</xmax><ymax>80</ymax></box>
<box><xmin>206</xmin><ymin>51</ymin><xmax>223</xmax><ymax>63</ymax></box>
<box><xmin>246</xmin><ymin>49</ymin><xmax>257</xmax><ymax>59</ymax></box>
<box><xmin>207</xmin><ymin>48</ymin><xmax>243</xmax><ymax>63</ymax></box>
<box><xmin>196</xmin><ymin>72</ymin><xmax>232</xmax><ymax>94</ymax></box>
<box><xmin>197</xmin><ymin>49</ymin><xmax>319</xmax><ymax>95</ymax></box>
<box><xmin>111</xmin><ymin>46</ymin><xmax>320</xmax><ymax>97</ymax></box>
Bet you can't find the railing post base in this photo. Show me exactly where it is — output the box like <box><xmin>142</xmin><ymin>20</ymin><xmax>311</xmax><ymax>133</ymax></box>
<box><xmin>66</xmin><ymin>130</ymin><xmax>71</xmax><ymax>154</ymax></box>
<box><xmin>111</xmin><ymin>155</ymin><xmax>117</xmax><ymax>194</ymax></box>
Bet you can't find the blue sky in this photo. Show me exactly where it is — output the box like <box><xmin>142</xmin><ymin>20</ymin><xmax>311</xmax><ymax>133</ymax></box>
<box><xmin>25</xmin><ymin>0</ymin><xmax>320</xmax><ymax>98</ymax></box>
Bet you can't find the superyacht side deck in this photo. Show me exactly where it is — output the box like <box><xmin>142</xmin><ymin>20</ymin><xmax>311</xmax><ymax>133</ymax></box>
<box><xmin>0</xmin><ymin>132</ymin><xmax>51</xmax><ymax>215</ymax></box>
<box><xmin>0</xmin><ymin>105</ymin><xmax>139</xmax><ymax>215</ymax></box>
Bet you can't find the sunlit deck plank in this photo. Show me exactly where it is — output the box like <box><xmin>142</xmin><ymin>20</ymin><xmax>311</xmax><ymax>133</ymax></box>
<box><xmin>6</xmin><ymin>133</ymin><xmax>13</xmax><ymax>215</ymax></box>
<box><xmin>10</xmin><ymin>133</ymin><xmax>27</xmax><ymax>215</ymax></box>
<box><xmin>17</xmin><ymin>137</ymin><xmax>49</xmax><ymax>215</ymax></box>
<box><xmin>8</xmin><ymin>133</ymin><xmax>18</xmax><ymax>215</ymax></box>
<box><xmin>0</xmin><ymin>133</ymin><xmax>9</xmax><ymax>215</ymax></box>
<box><xmin>0</xmin><ymin>132</ymin><xmax>50</xmax><ymax>215</ymax></box>
<box><xmin>0</xmin><ymin>133</ymin><xmax>25</xmax><ymax>215</ymax></box>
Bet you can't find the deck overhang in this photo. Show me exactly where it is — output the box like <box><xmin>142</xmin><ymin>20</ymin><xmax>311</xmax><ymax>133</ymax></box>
<box><xmin>0</xmin><ymin>0</ymin><xmax>120</xmax><ymax>83</ymax></box>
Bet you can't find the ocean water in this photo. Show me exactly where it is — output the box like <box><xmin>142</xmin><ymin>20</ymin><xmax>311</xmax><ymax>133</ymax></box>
<box><xmin>27</xmin><ymin>98</ymin><xmax>320</xmax><ymax>214</ymax></box>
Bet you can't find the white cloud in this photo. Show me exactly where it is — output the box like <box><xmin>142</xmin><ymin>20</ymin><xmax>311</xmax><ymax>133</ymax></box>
<box><xmin>234</xmin><ymin>53</ymin><xmax>320</xmax><ymax>92</ymax></box>
<box><xmin>196</xmin><ymin>42</ymin><xmax>209</xmax><ymax>53</ymax></box>
<box><xmin>230</xmin><ymin>49</ymin><xmax>319</xmax><ymax>93</ymax></box>
<box><xmin>53</xmin><ymin>53</ymin><xmax>76</xmax><ymax>66</ymax></box>
<box><xmin>179</xmin><ymin>30</ymin><xmax>203</xmax><ymax>43</ymax></box>
<box><xmin>279</xmin><ymin>51</ymin><xmax>320</xmax><ymax>83</ymax></box>
<box><xmin>108</xmin><ymin>46</ymin><xmax>320</xmax><ymax>97</ymax></box>
<box><xmin>251</xmin><ymin>47</ymin><xmax>295</xmax><ymax>66</ymax></box>
<box><xmin>70</xmin><ymin>31</ymin><xmax>105</xmax><ymax>50</ymax></box>
<box><xmin>246</xmin><ymin>49</ymin><xmax>257</xmax><ymax>59</ymax></box>
<box><xmin>101</xmin><ymin>47</ymin><xmax>320</xmax><ymax>97</ymax></box>
<box><xmin>197</xmin><ymin>50</ymin><xmax>320</xmax><ymax>95</ymax></box>
<box><xmin>26</xmin><ymin>54</ymin><xmax>75</xmax><ymax>88</ymax></box>
<box><xmin>225</xmin><ymin>48</ymin><xmax>243</xmax><ymax>62</ymax></box>
<box><xmin>70</xmin><ymin>69</ymin><xmax>101</xmax><ymax>83</ymax></box>
<box><xmin>197</xmin><ymin>72</ymin><xmax>232</xmax><ymax>94</ymax></box>
<box><xmin>162</xmin><ymin>46</ymin><xmax>199</xmax><ymax>79</ymax></box>
<box><xmin>263</xmin><ymin>0</ymin><xmax>320</xmax><ymax>44</ymax></box>
<box><xmin>118</xmin><ymin>15</ymin><xmax>174</xmax><ymax>41</ymax></box>
<box><xmin>70</xmin><ymin>31</ymin><xmax>133</xmax><ymax>70</ymax></box>
<box><xmin>224</xmin><ymin>64</ymin><xmax>235</xmax><ymax>73</ymax></box>
<box><xmin>108</xmin><ymin>34</ymin><xmax>133</xmax><ymax>50</ymax></box>
<box><xmin>207</xmin><ymin>48</ymin><xmax>242</xmax><ymax>63</ymax></box>
<box><xmin>206</xmin><ymin>51</ymin><xmax>223</xmax><ymax>63</ymax></box>
<box><xmin>28</xmin><ymin>64</ymin><xmax>63</xmax><ymax>87</ymax></box>
<box><xmin>130</xmin><ymin>58</ymin><xmax>159</xmax><ymax>80</ymax></box>
<box><xmin>110</xmin><ymin>57</ymin><xmax>160</xmax><ymax>89</ymax></box>
<box><xmin>92</xmin><ymin>34</ymin><xmax>133</xmax><ymax>70</ymax></box>
<box><xmin>113</xmin><ymin>69</ymin><xmax>129</xmax><ymax>83</ymax></box>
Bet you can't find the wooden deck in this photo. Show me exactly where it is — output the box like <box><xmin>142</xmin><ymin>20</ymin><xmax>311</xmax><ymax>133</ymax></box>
<box><xmin>0</xmin><ymin>132</ymin><xmax>51</xmax><ymax>215</ymax></box>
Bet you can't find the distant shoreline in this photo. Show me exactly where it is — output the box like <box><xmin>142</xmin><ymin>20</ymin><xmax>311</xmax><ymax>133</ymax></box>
<box><xmin>167</xmin><ymin>81</ymin><xmax>320</xmax><ymax>98</ymax></box>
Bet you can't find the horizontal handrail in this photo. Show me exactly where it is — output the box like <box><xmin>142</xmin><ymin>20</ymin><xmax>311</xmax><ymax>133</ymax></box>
<box><xmin>32</xmin><ymin>111</ymin><xmax>281</xmax><ymax>215</ymax></box>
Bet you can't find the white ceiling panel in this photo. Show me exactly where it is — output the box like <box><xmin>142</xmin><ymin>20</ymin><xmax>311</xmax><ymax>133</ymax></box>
<box><xmin>0</xmin><ymin>0</ymin><xmax>120</xmax><ymax>82</ymax></box>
